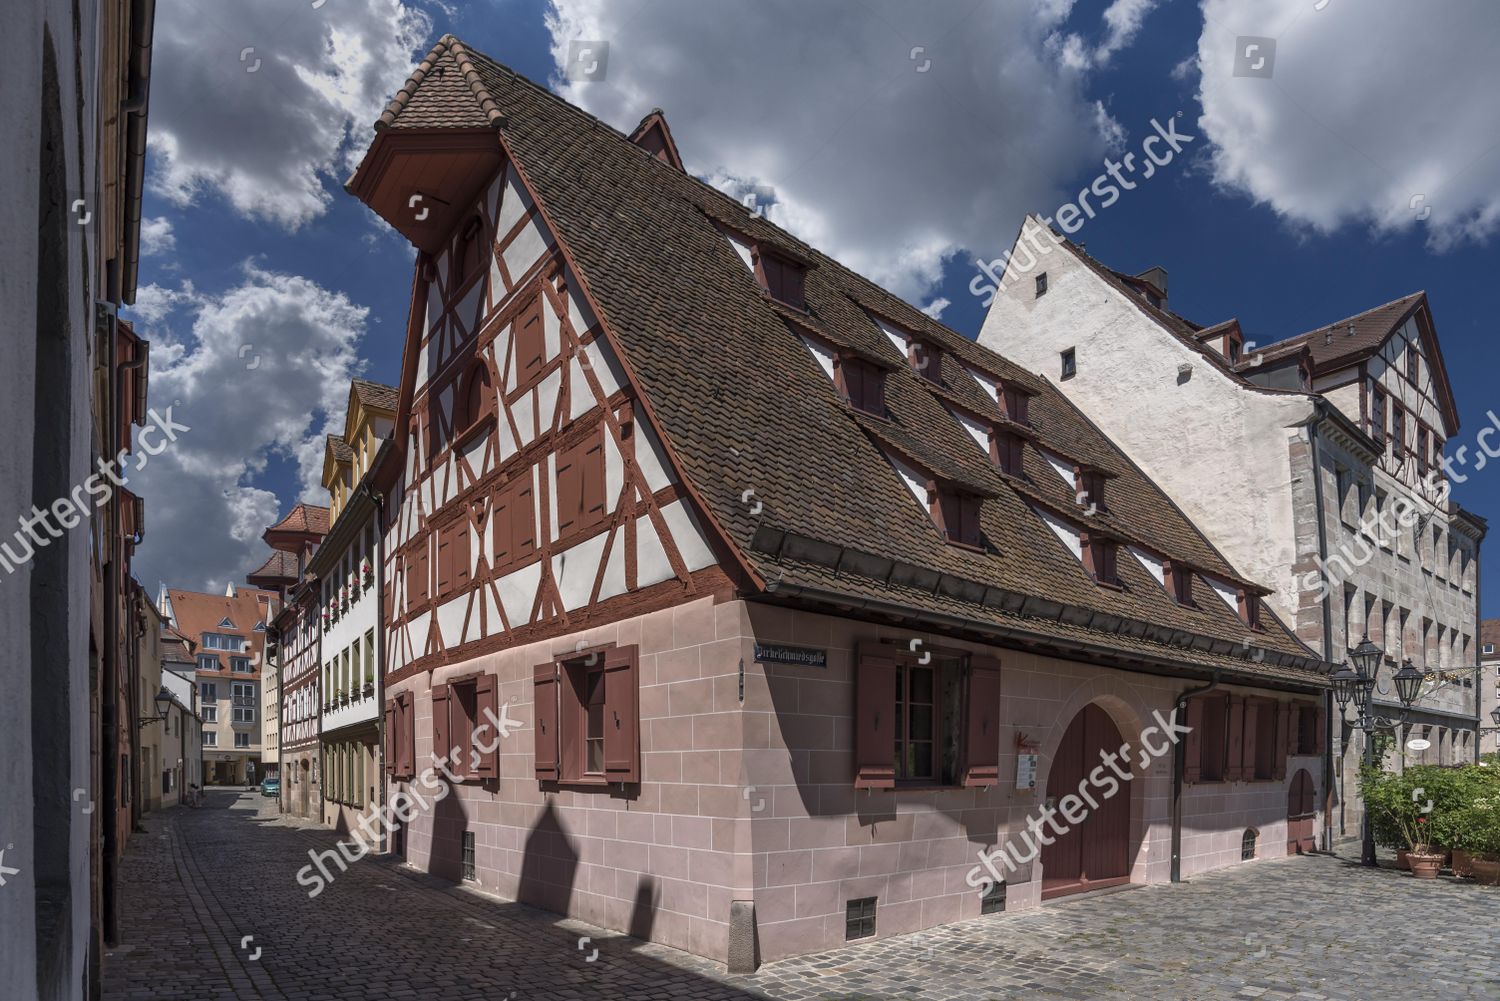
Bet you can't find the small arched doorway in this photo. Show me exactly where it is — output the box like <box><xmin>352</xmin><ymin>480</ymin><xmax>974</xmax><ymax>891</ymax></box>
<box><xmin>1287</xmin><ymin>768</ymin><xmax>1316</xmax><ymax>855</ymax></box>
<box><xmin>1041</xmin><ymin>704</ymin><xmax>1132</xmax><ymax>899</ymax></box>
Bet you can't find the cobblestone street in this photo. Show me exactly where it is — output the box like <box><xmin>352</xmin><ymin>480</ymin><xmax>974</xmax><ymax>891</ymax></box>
<box><xmin>100</xmin><ymin>792</ymin><xmax>1500</xmax><ymax>1000</ymax></box>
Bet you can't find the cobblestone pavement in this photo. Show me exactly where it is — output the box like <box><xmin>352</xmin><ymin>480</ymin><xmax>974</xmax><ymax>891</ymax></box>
<box><xmin>104</xmin><ymin>792</ymin><xmax>1499</xmax><ymax>1000</ymax></box>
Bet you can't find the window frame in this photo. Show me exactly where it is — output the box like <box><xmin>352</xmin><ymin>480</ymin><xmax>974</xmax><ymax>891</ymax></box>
<box><xmin>535</xmin><ymin>644</ymin><xmax>640</xmax><ymax>787</ymax></box>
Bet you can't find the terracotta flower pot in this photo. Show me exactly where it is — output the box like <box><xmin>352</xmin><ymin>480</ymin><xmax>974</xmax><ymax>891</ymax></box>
<box><xmin>1396</xmin><ymin>850</ymin><xmax>1411</xmax><ymax>870</ymax></box>
<box><xmin>1471</xmin><ymin>858</ymin><xmax>1500</xmax><ymax>886</ymax></box>
<box><xmin>1452</xmin><ymin>848</ymin><xmax>1474</xmax><ymax>878</ymax></box>
<box><xmin>1407</xmin><ymin>851</ymin><xmax>1444</xmax><ymax>879</ymax></box>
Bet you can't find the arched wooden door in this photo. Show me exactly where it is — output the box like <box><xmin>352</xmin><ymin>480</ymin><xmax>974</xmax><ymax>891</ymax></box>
<box><xmin>1041</xmin><ymin>704</ymin><xmax>1131</xmax><ymax>900</ymax></box>
<box><xmin>1287</xmin><ymin>769</ymin><xmax>1316</xmax><ymax>854</ymax></box>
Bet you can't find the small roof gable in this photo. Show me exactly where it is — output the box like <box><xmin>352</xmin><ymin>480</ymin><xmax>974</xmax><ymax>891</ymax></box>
<box><xmin>627</xmin><ymin>108</ymin><xmax>684</xmax><ymax>170</ymax></box>
<box><xmin>374</xmin><ymin>35</ymin><xmax>506</xmax><ymax>133</ymax></box>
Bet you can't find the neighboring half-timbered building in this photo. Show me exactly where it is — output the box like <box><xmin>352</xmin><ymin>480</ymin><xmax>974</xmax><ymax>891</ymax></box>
<box><xmin>349</xmin><ymin>36</ymin><xmax>1332</xmax><ymax>969</ymax></box>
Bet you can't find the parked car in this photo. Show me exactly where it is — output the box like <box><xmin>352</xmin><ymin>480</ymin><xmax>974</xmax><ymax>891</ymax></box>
<box><xmin>260</xmin><ymin>776</ymin><xmax>280</xmax><ymax>798</ymax></box>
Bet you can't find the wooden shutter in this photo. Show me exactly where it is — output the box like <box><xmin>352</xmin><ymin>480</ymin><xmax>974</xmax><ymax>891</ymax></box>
<box><xmin>533</xmin><ymin>661</ymin><xmax>560</xmax><ymax>780</ymax></box>
<box><xmin>1273</xmin><ymin>702</ymin><xmax>1290</xmax><ymax>780</ymax></box>
<box><xmin>1313</xmin><ymin>702</ymin><xmax>1326</xmax><ymax>753</ymax></box>
<box><xmin>399</xmin><ymin>693</ymin><xmax>415</xmax><ymax>776</ymax></box>
<box><xmin>1183</xmin><ymin>695</ymin><xmax>1204</xmax><ymax>784</ymax></box>
<box><xmin>473</xmin><ymin>673</ymin><xmax>498</xmax><ymax>779</ymax></box>
<box><xmin>1241</xmin><ymin>698</ymin><xmax>1258</xmax><ymax>782</ymax></box>
<box><xmin>1225</xmin><ymin>696</ymin><xmax>1246</xmax><ymax>782</ymax></box>
<box><xmin>454</xmin><ymin>521</ymin><xmax>471</xmax><ymax>592</ymax></box>
<box><xmin>405</xmin><ymin>545</ymin><xmax>427</xmax><ymax>606</ymax></box>
<box><xmin>436</xmin><ymin>523</ymin><xmax>455</xmax><ymax>597</ymax></box>
<box><xmin>384</xmin><ymin>701</ymin><xmax>397</xmax><ymax>775</ymax></box>
<box><xmin>555</xmin><ymin>438</ymin><xmax>584</xmax><ymax>537</ymax></box>
<box><xmin>432</xmin><ymin>684</ymin><xmax>452</xmax><ymax>771</ymax></box>
<box><xmin>962</xmin><ymin>655</ymin><xmax>1002</xmax><ymax>787</ymax></box>
<box><xmin>516</xmin><ymin>293</ymin><xmax>545</xmax><ymax>386</ymax></box>
<box><xmin>603</xmin><ymin>645</ymin><xmax>640</xmax><ymax>784</ymax></box>
<box><xmin>580</xmin><ymin>432</ymin><xmax>606</xmax><ymax>529</ymax></box>
<box><xmin>854</xmin><ymin>647</ymin><xmax>897</xmax><ymax>790</ymax></box>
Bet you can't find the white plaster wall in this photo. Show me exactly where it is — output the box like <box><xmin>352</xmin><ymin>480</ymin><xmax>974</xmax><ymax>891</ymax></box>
<box><xmin>977</xmin><ymin>236</ymin><xmax>1317</xmax><ymax>625</ymax></box>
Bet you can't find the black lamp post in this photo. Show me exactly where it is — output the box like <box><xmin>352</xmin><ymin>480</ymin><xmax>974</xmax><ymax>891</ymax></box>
<box><xmin>139</xmin><ymin>685</ymin><xmax>173</xmax><ymax>728</ymax></box>
<box><xmin>1336</xmin><ymin>638</ymin><xmax>1431</xmax><ymax>867</ymax></box>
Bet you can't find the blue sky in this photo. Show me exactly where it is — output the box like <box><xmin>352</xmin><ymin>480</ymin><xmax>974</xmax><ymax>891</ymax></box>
<box><xmin>125</xmin><ymin>0</ymin><xmax>1500</xmax><ymax>618</ymax></box>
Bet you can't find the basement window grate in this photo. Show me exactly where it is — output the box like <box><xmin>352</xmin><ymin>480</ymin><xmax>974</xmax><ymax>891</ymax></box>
<box><xmin>845</xmin><ymin>897</ymin><xmax>877</xmax><ymax>941</ymax></box>
<box><xmin>462</xmin><ymin>830</ymin><xmax>476</xmax><ymax>881</ymax></box>
<box><xmin>1241</xmin><ymin>828</ymin><xmax>1257</xmax><ymax>861</ymax></box>
<box><xmin>981</xmin><ymin>880</ymin><xmax>1006</xmax><ymax>915</ymax></box>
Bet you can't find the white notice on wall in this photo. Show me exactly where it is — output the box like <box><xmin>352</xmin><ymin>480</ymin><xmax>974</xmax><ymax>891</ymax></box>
<box><xmin>1016</xmin><ymin>752</ymin><xmax>1038</xmax><ymax>791</ymax></box>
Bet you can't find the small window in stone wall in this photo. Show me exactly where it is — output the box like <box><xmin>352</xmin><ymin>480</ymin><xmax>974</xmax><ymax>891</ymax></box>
<box><xmin>461</xmin><ymin>830</ymin><xmax>476</xmax><ymax>881</ymax></box>
<box><xmin>845</xmin><ymin>897</ymin><xmax>877</xmax><ymax>941</ymax></box>
<box><xmin>981</xmin><ymin>881</ymin><xmax>1006</xmax><ymax>915</ymax></box>
<box><xmin>1242</xmin><ymin>829</ymin><xmax>1257</xmax><ymax>861</ymax></box>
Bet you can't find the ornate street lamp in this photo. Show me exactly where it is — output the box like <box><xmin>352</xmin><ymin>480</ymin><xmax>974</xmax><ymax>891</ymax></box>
<box><xmin>1392</xmin><ymin>659</ymin><xmax>1425</xmax><ymax>709</ymax></box>
<box><xmin>1329</xmin><ymin>662</ymin><xmax>1361</xmax><ymax>711</ymax></box>
<box><xmin>1492</xmin><ymin>706</ymin><xmax>1500</xmax><ymax>728</ymax></box>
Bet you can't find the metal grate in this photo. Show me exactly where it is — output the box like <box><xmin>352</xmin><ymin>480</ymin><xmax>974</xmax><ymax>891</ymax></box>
<box><xmin>845</xmin><ymin>897</ymin><xmax>876</xmax><ymax>941</ymax></box>
<box><xmin>981</xmin><ymin>880</ymin><xmax>1007</xmax><ymax>915</ymax></box>
<box><xmin>461</xmin><ymin>830</ymin><xmax>476</xmax><ymax>880</ymax></box>
<box><xmin>1241</xmin><ymin>828</ymin><xmax>1257</xmax><ymax>861</ymax></box>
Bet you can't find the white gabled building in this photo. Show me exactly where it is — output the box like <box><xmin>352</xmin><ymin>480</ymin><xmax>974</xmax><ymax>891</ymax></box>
<box><xmin>979</xmin><ymin>217</ymin><xmax>1486</xmax><ymax>843</ymax></box>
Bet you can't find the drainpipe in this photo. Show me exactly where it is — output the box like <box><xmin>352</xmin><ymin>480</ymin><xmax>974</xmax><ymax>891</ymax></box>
<box><xmin>1307</xmin><ymin>416</ymin><xmax>1338</xmax><ymax>852</ymax></box>
<box><xmin>1171</xmin><ymin>670</ymin><xmax>1220</xmax><ymax>883</ymax></box>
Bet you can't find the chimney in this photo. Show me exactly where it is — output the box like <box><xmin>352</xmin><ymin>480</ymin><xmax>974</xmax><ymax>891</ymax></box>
<box><xmin>1134</xmin><ymin>266</ymin><xmax>1168</xmax><ymax>310</ymax></box>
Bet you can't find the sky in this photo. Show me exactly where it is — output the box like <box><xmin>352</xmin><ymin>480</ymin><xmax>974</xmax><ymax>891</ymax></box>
<box><xmin>123</xmin><ymin>0</ymin><xmax>1500</xmax><ymax>619</ymax></box>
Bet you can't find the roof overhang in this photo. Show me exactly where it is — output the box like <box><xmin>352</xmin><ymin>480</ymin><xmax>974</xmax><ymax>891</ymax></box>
<box><xmin>346</xmin><ymin>127</ymin><xmax>504</xmax><ymax>253</ymax></box>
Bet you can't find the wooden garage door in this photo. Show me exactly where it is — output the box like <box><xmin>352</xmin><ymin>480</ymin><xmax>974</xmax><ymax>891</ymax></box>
<box><xmin>1041</xmin><ymin>704</ymin><xmax>1131</xmax><ymax>900</ymax></box>
<box><xmin>1287</xmin><ymin>768</ymin><xmax>1316</xmax><ymax>855</ymax></box>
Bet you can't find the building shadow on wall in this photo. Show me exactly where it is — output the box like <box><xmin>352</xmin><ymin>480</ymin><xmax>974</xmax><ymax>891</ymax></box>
<box><xmin>429</xmin><ymin>784</ymin><xmax>471</xmax><ymax>882</ymax></box>
<box><xmin>518</xmin><ymin>799</ymin><xmax>578</xmax><ymax>913</ymax></box>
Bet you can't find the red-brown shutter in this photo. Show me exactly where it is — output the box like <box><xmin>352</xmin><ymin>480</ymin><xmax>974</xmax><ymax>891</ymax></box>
<box><xmin>854</xmin><ymin>647</ymin><xmax>897</xmax><ymax>790</ymax></box>
<box><xmin>1184</xmin><ymin>695</ymin><xmax>1204</xmax><ymax>784</ymax></box>
<box><xmin>1274</xmin><ymin>702</ymin><xmax>1290</xmax><ymax>780</ymax></box>
<box><xmin>581</xmin><ymin>432</ymin><xmax>606</xmax><ymax>529</ymax></box>
<box><xmin>962</xmin><ymin>655</ymin><xmax>1002</xmax><ymax>787</ymax></box>
<box><xmin>473</xmin><ymin>673</ymin><xmax>498</xmax><ymax>779</ymax></box>
<box><xmin>516</xmin><ymin>293</ymin><xmax>545</xmax><ymax>386</ymax></box>
<box><xmin>555</xmin><ymin>439</ymin><xmax>584</xmax><ymax>537</ymax></box>
<box><xmin>1241</xmin><ymin>699</ymin><xmax>1259</xmax><ymax>782</ymax></box>
<box><xmin>533</xmin><ymin>661</ymin><xmax>560</xmax><ymax>781</ymax></box>
<box><xmin>603</xmin><ymin>645</ymin><xmax>640</xmax><ymax>784</ymax></box>
<box><xmin>400</xmin><ymin>693</ymin><xmax>415</xmax><ymax>776</ymax></box>
<box><xmin>1225</xmin><ymin>696</ymin><xmax>1245</xmax><ymax>782</ymax></box>
<box><xmin>384</xmin><ymin>701</ymin><xmax>396</xmax><ymax>775</ymax></box>
<box><xmin>513</xmin><ymin>478</ymin><xmax>536</xmax><ymax>558</ymax></box>
<box><xmin>454</xmin><ymin>521</ymin><xmax>471</xmax><ymax>592</ymax></box>
<box><xmin>1314</xmin><ymin>702</ymin><xmax>1326</xmax><ymax>753</ymax></box>
<box><xmin>436</xmin><ymin>523</ymin><xmax>454</xmax><ymax>597</ymax></box>
<box><xmin>432</xmin><ymin>684</ymin><xmax>452</xmax><ymax>772</ymax></box>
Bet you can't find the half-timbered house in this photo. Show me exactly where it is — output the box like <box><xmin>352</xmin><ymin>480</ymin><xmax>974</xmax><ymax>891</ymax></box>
<box><xmin>350</xmin><ymin>36</ymin><xmax>1331</xmax><ymax>969</ymax></box>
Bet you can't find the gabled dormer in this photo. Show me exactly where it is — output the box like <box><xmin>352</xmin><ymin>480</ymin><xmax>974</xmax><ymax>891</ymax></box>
<box><xmin>627</xmin><ymin>108</ymin><xmax>684</xmax><ymax>170</ymax></box>
<box><xmin>717</xmin><ymin>222</ymin><xmax>812</xmax><ymax>310</ymax></box>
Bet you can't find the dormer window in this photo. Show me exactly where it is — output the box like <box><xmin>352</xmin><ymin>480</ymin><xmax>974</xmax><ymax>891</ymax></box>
<box><xmin>1164</xmin><ymin>560</ymin><xmax>1195</xmax><ymax>606</ymax></box>
<box><xmin>1080</xmin><ymin>531</ymin><xmax>1120</xmax><ymax>587</ymax></box>
<box><xmin>835</xmin><ymin>355</ymin><xmax>885</xmax><ymax>416</ymax></box>
<box><xmin>1238</xmin><ymin>589</ymin><xmax>1264</xmax><ymax>630</ymax></box>
<box><xmin>999</xmin><ymin>384</ymin><xmax>1031</xmax><ymax>426</ymax></box>
<box><xmin>1074</xmin><ymin>467</ymin><xmax>1108</xmax><ymax>513</ymax></box>
<box><xmin>908</xmin><ymin>339</ymin><xmax>942</xmax><ymax>384</ymax></box>
<box><xmin>1061</xmin><ymin>348</ymin><xmax>1077</xmax><ymax>380</ymax></box>
<box><xmin>989</xmin><ymin>428</ymin><xmax>1026</xmax><ymax>477</ymax></box>
<box><xmin>1227</xmin><ymin>335</ymin><xmax>1243</xmax><ymax>364</ymax></box>
<box><xmin>753</xmin><ymin>246</ymin><xmax>808</xmax><ymax>309</ymax></box>
<box><xmin>931</xmin><ymin>484</ymin><xmax>982</xmax><ymax>549</ymax></box>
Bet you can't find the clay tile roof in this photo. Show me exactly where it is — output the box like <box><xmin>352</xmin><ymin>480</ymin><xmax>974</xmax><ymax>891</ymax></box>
<box><xmin>1256</xmin><ymin>291</ymin><xmax>1426</xmax><ymax>369</ymax></box>
<box><xmin>375</xmin><ymin>34</ymin><xmax>506</xmax><ymax>133</ymax></box>
<box><xmin>247</xmin><ymin>550</ymin><xmax>298</xmax><ymax>584</ymax></box>
<box><xmin>384</xmin><ymin>39</ymin><xmax>1326</xmax><ymax>682</ymax></box>
<box><xmin>267</xmin><ymin>502</ymin><xmax>330</xmax><ymax>537</ymax></box>
<box><xmin>327</xmin><ymin>434</ymin><xmax>353</xmax><ymax>464</ymax></box>
<box><xmin>351</xmin><ymin>379</ymin><xmax>399</xmax><ymax>413</ymax></box>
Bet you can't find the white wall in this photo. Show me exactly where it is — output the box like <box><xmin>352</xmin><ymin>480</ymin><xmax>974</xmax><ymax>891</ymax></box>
<box><xmin>977</xmin><ymin>233</ymin><xmax>1316</xmax><ymax>625</ymax></box>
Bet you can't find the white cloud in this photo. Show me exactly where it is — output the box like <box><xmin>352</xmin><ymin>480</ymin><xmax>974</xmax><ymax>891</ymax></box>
<box><xmin>1051</xmin><ymin>0</ymin><xmax>1161</xmax><ymax>70</ymax></box>
<box><xmin>546</xmin><ymin>0</ymin><xmax>1129</xmax><ymax>303</ymax></box>
<box><xmin>122</xmin><ymin>264</ymin><xmax>368</xmax><ymax>593</ymax></box>
<box><xmin>140</xmin><ymin>216</ymin><xmax>176</xmax><ymax>256</ymax></box>
<box><xmin>1195</xmin><ymin>0</ymin><xmax>1500</xmax><ymax>249</ymax></box>
<box><xmin>146</xmin><ymin>0</ymin><xmax>431</xmax><ymax>230</ymax></box>
<box><xmin>921</xmin><ymin>297</ymin><xmax>951</xmax><ymax>319</ymax></box>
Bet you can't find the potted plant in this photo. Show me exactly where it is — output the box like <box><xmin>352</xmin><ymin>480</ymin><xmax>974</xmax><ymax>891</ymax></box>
<box><xmin>360</xmin><ymin>558</ymin><xmax>373</xmax><ymax>590</ymax></box>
